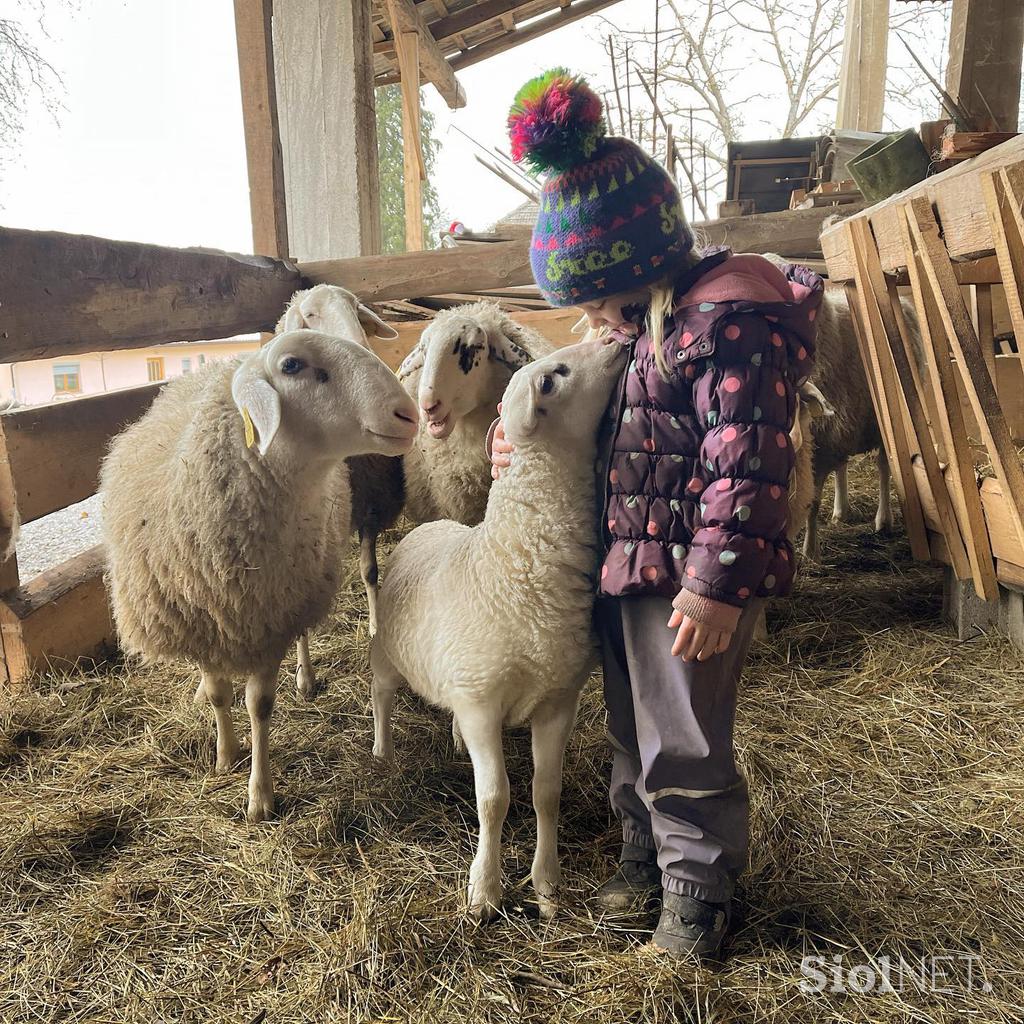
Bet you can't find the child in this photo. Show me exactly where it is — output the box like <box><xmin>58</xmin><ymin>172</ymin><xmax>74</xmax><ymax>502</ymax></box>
<box><xmin>493</xmin><ymin>70</ymin><xmax>823</xmax><ymax>957</ymax></box>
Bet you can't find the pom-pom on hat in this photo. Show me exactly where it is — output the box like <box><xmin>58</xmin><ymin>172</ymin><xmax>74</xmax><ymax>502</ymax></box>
<box><xmin>508</xmin><ymin>68</ymin><xmax>695</xmax><ymax>308</ymax></box>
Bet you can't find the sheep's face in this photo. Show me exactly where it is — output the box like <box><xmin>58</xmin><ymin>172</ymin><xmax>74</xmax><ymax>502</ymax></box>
<box><xmin>280</xmin><ymin>285</ymin><xmax>399</xmax><ymax>344</ymax></box>
<box><xmin>232</xmin><ymin>330</ymin><xmax>418</xmax><ymax>459</ymax></box>
<box><xmin>501</xmin><ymin>340</ymin><xmax>626</xmax><ymax>448</ymax></box>
<box><xmin>416</xmin><ymin>317</ymin><xmax>493</xmax><ymax>440</ymax></box>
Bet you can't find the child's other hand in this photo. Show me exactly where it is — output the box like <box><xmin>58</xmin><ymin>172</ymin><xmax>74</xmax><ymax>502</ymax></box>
<box><xmin>489</xmin><ymin>405</ymin><xmax>516</xmax><ymax>479</ymax></box>
<box><xmin>667</xmin><ymin>607</ymin><xmax>733</xmax><ymax>662</ymax></box>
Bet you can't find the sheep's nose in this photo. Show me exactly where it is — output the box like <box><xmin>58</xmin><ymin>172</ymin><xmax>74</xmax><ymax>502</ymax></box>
<box><xmin>394</xmin><ymin>406</ymin><xmax>416</xmax><ymax>425</ymax></box>
<box><xmin>422</xmin><ymin>399</ymin><xmax>442</xmax><ymax>416</ymax></box>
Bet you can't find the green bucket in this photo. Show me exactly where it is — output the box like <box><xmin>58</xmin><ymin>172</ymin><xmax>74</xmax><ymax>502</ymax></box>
<box><xmin>847</xmin><ymin>129</ymin><xmax>932</xmax><ymax>204</ymax></box>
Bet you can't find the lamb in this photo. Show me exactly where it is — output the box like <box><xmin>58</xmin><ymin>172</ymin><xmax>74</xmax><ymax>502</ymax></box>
<box><xmin>371</xmin><ymin>340</ymin><xmax>627</xmax><ymax>920</ymax></box>
<box><xmin>277</xmin><ymin>285</ymin><xmax>405</xmax><ymax>693</ymax></box>
<box><xmin>397</xmin><ymin>301</ymin><xmax>556</xmax><ymax>526</ymax></box>
<box><xmin>101</xmin><ymin>330</ymin><xmax>418</xmax><ymax>822</ymax></box>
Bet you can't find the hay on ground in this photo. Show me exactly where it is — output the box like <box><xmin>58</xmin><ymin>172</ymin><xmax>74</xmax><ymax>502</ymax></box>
<box><xmin>0</xmin><ymin>454</ymin><xmax>1021</xmax><ymax>1023</ymax></box>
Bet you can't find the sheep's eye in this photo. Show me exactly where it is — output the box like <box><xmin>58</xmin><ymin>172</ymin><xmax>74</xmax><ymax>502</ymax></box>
<box><xmin>305</xmin><ymin>311</ymin><xmax>318</xmax><ymax>320</ymax></box>
<box><xmin>539</xmin><ymin>374</ymin><xmax>555</xmax><ymax>395</ymax></box>
<box><xmin>281</xmin><ymin>356</ymin><xmax>305</xmax><ymax>375</ymax></box>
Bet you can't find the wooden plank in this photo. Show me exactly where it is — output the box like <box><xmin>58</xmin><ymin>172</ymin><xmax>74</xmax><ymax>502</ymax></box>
<box><xmin>427</xmin><ymin>0</ymin><xmax>528</xmax><ymax>41</ymax></box>
<box><xmin>0</xmin><ymin>227</ymin><xmax>299</xmax><ymax>361</ymax></box>
<box><xmin>836</xmin><ymin>0</ymin><xmax>889</xmax><ymax>132</ymax></box>
<box><xmin>945</xmin><ymin>0</ymin><xmax>1024</xmax><ymax>132</ymax></box>
<box><xmin>394</xmin><ymin>29</ymin><xmax>425</xmax><ymax>251</ymax></box>
<box><xmin>852</xmin><ymin>221</ymin><xmax>974</xmax><ymax>580</ymax></box>
<box><xmin>0</xmin><ymin>546</ymin><xmax>112</xmax><ymax>686</ymax></box>
<box><xmin>821</xmin><ymin>135</ymin><xmax>1024</xmax><ymax>281</ymax></box>
<box><xmin>232</xmin><ymin>0</ymin><xmax>289</xmax><ymax>259</ymax></box>
<box><xmin>0</xmin><ymin>382</ymin><xmax>163</xmax><ymax>525</ymax></box>
<box><xmin>898</xmin><ymin>202</ymin><xmax>999</xmax><ymax>599</ymax></box>
<box><xmin>847</xmin><ymin>221</ymin><xmax>932</xmax><ymax>562</ymax></box>
<box><xmin>970</xmin><ymin>283</ymin><xmax>996</xmax><ymax>379</ymax></box>
<box><xmin>997</xmin><ymin>556</ymin><xmax>1024</xmax><ymax>590</ymax></box>
<box><xmin>385</xmin><ymin>0</ymin><xmax>466</xmax><ymax>108</ymax></box>
<box><xmin>274</xmin><ymin>0</ymin><xmax>382</xmax><ymax>259</ymax></box>
<box><xmin>980</xmin><ymin>479</ymin><xmax>1024</xmax><ymax>566</ymax></box>
<box><xmin>299</xmin><ymin>240</ymin><xmax>534</xmax><ymax>302</ymax></box>
<box><xmin>907</xmin><ymin>195</ymin><xmax>1024</xmax><ymax>557</ymax></box>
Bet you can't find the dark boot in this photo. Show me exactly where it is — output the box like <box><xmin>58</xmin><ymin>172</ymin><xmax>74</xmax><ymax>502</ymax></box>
<box><xmin>652</xmin><ymin>892</ymin><xmax>731</xmax><ymax>958</ymax></box>
<box><xmin>592</xmin><ymin>843</ymin><xmax>662</xmax><ymax>913</ymax></box>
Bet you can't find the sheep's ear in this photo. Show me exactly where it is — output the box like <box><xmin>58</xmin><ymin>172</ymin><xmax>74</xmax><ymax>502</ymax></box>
<box><xmin>799</xmin><ymin>379</ymin><xmax>835</xmax><ymax>419</ymax></box>
<box><xmin>357</xmin><ymin>303</ymin><xmax>400</xmax><ymax>341</ymax></box>
<box><xmin>489</xmin><ymin>328</ymin><xmax>533</xmax><ymax>373</ymax></box>
<box><xmin>397</xmin><ymin>340</ymin><xmax>425</xmax><ymax>383</ymax></box>
<box><xmin>501</xmin><ymin>377</ymin><xmax>539</xmax><ymax>443</ymax></box>
<box><xmin>231</xmin><ymin>362</ymin><xmax>282</xmax><ymax>456</ymax></box>
<box><xmin>279</xmin><ymin>304</ymin><xmax>305</xmax><ymax>333</ymax></box>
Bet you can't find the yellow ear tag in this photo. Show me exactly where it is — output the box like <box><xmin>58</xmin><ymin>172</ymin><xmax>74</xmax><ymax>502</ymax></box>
<box><xmin>241</xmin><ymin>406</ymin><xmax>256</xmax><ymax>450</ymax></box>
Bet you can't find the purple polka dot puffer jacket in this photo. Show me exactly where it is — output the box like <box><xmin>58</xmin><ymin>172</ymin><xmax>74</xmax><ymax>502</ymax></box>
<box><xmin>598</xmin><ymin>248</ymin><xmax>823</xmax><ymax>627</ymax></box>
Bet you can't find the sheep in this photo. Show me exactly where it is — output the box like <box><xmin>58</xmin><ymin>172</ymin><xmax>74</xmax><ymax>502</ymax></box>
<box><xmin>370</xmin><ymin>340</ymin><xmax>627</xmax><ymax>920</ymax></box>
<box><xmin>397</xmin><ymin>301</ymin><xmax>556</xmax><ymax>527</ymax></box>
<box><xmin>277</xmin><ymin>285</ymin><xmax>405</xmax><ymax>694</ymax></box>
<box><xmin>101</xmin><ymin>329</ymin><xmax>419</xmax><ymax>823</ymax></box>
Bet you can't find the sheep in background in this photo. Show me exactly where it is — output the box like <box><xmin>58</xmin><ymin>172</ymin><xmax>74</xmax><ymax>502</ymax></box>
<box><xmin>278</xmin><ymin>285</ymin><xmax>405</xmax><ymax>690</ymax></box>
<box><xmin>371</xmin><ymin>341</ymin><xmax>627</xmax><ymax>920</ymax></box>
<box><xmin>101</xmin><ymin>330</ymin><xmax>418</xmax><ymax>822</ymax></box>
<box><xmin>398</xmin><ymin>301</ymin><xmax>555</xmax><ymax>526</ymax></box>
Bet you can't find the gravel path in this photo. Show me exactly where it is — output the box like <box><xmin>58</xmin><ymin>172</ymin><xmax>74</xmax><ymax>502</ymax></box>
<box><xmin>16</xmin><ymin>494</ymin><xmax>104</xmax><ymax>580</ymax></box>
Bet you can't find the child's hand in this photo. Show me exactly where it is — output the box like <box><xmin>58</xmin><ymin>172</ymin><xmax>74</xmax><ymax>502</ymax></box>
<box><xmin>489</xmin><ymin>405</ymin><xmax>516</xmax><ymax>479</ymax></box>
<box><xmin>667</xmin><ymin>607</ymin><xmax>733</xmax><ymax>662</ymax></box>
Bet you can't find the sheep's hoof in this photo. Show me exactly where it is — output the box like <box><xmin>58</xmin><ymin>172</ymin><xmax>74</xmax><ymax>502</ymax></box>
<box><xmin>831</xmin><ymin>507</ymin><xmax>851</xmax><ymax>523</ymax></box>
<box><xmin>246</xmin><ymin>791</ymin><xmax>275</xmax><ymax>824</ymax></box>
<box><xmin>296</xmin><ymin>665</ymin><xmax>318</xmax><ymax>701</ymax></box>
<box><xmin>468</xmin><ymin>881</ymin><xmax>501</xmax><ymax>922</ymax></box>
<box><xmin>875</xmin><ymin>512</ymin><xmax>894</xmax><ymax>533</ymax></box>
<box><xmin>372</xmin><ymin>741</ymin><xmax>394</xmax><ymax>761</ymax></box>
<box><xmin>215</xmin><ymin>744</ymin><xmax>242</xmax><ymax>774</ymax></box>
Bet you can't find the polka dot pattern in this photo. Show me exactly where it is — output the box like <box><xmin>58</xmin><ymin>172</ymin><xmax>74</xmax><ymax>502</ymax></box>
<box><xmin>642</xmin><ymin>565</ymin><xmax>659</xmax><ymax>581</ymax></box>
<box><xmin>724</xmin><ymin>324</ymin><xmax>741</xmax><ymax>340</ymax></box>
<box><xmin>736</xmin><ymin>504</ymin><xmax>751</xmax><ymax>521</ymax></box>
<box><xmin>722</xmin><ymin>425</ymin><xmax>738</xmax><ymax>443</ymax></box>
<box><xmin>769</xmin><ymin>484</ymin><xmax>782</xmax><ymax>499</ymax></box>
<box><xmin>763</xmin><ymin>574</ymin><xmax>776</xmax><ymax>589</ymax></box>
<box><xmin>716</xmin><ymin>478</ymin><xmax>732</xmax><ymax>492</ymax></box>
<box><xmin>775</xmin><ymin>381</ymin><xmax>785</xmax><ymax>397</ymax></box>
<box><xmin>737</xmin><ymin>587</ymin><xmax>750</xmax><ymax>599</ymax></box>
<box><xmin>687</xmin><ymin>477</ymin><xmax>703</xmax><ymax>493</ymax></box>
<box><xmin>699</xmin><ymin>301</ymin><xmax>715</xmax><ymax>312</ymax></box>
<box><xmin>719</xmin><ymin>550</ymin><xmax>737</xmax><ymax>566</ymax></box>
<box><xmin>723</xmin><ymin>376</ymin><xmax>742</xmax><ymax>393</ymax></box>
<box><xmin>775</xmin><ymin>431</ymin><xmax>788</xmax><ymax>448</ymax></box>
<box><xmin>672</xmin><ymin>544</ymin><xmax>686</xmax><ymax>560</ymax></box>
<box><xmin>647</xmin><ymin>521</ymin><xmax>659</xmax><ymax>536</ymax></box>
<box><xmin>686</xmin><ymin>565</ymin><xmax>697</xmax><ymax>578</ymax></box>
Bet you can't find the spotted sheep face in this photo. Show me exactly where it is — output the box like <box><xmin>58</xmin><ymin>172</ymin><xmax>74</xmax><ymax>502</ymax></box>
<box><xmin>416</xmin><ymin>316</ymin><xmax>533</xmax><ymax>441</ymax></box>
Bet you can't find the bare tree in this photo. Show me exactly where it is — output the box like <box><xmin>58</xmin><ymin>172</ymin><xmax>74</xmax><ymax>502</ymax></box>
<box><xmin>0</xmin><ymin>2</ymin><xmax>64</xmax><ymax>158</ymax></box>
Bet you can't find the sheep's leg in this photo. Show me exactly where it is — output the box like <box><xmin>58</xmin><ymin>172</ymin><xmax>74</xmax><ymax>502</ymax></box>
<box><xmin>370</xmin><ymin>642</ymin><xmax>401</xmax><ymax>761</ymax></box>
<box><xmin>875</xmin><ymin>448</ymin><xmax>893</xmax><ymax>532</ymax></box>
<box><xmin>802</xmin><ymin>480</ymin><xmax>823</xmax><ymax>561</ymax></box>
<box><xmin>295</xmin><ymin>633</ymin><xmax>317</xmax><ymax>701</ymax></box>
<box><xmin>529</xmin><ymin>695</ymin><xmax>578</xmax><ymax>919</ymax></box>
<box><xmin>456</xmin><ymin>704</ymin><xmax>509</xmax><ymax>921</ymax></box>
<box><xmin>831</xmin><ymin>461</ymin><xmax>851</xmax><ymax>522</ymax></box>
<box><xmin>451</xmin><ymin>716</ymin><xmax>466</xmax><ymax>755</ymax></box>
<box><xmin>203</xmin><ymin>671</ymin><xmax>241</xmax><ymax>773</ymax></box>
<box><xmin>359</xmin><ymin>527</ymin><xmax>380</xmax><ymax>638</ymax></box>
<box><xmin>244</xmin><ymin>665</ymin><xmax>279</xmax><ymax>824</ymax></box>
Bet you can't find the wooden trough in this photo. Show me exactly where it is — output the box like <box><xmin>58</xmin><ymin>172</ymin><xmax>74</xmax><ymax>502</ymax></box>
<box><xmin>821</xmin><ymin>135</ymin><xmax>1024</xmax><ymax>648</ymax></box>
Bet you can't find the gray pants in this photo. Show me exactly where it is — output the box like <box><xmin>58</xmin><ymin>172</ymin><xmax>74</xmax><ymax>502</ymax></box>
<box><xmin>596</xmin><ymin>595</ymin><xmax>763</xmax><ymax>903</ymax></box>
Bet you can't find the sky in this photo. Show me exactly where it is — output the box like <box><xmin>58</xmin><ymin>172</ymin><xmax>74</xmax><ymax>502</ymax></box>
<box><xmin>0</xmin><ymin>0</ymin><xmax>952</xmax><ymax>252</ymax></box>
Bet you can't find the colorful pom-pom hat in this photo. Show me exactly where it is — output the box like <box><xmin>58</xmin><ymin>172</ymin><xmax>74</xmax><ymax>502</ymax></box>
<box><xmin>508</xmin><ymin>68</ymin><xmax>695</xmax><ymax>307</ymax></box>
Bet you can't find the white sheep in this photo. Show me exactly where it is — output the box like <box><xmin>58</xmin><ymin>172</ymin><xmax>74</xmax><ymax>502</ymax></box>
<box><xmin>398</xmin><ymin>301</ymin><xmax>556</xmax><ymax>527</ymax></box>
<box><xmin>277</xmin><ymin>285</ymin><xmax>405</xmax><ymax>693</ymax></box>
<box><xmin>370</xmin><ymin>340</ymin><xmax>627</xmax><ymax>920</ymax></box>
<box><xmin>101</xmin><ymin>330</ymin><xmax>418</xmax><ymax>822</ymax></box>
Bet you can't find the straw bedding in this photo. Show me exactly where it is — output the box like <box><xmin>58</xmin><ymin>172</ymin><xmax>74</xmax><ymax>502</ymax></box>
<box><xmin>0</xmin><ymin>454</ymin><xmax>1021</xmax><ymax>1023</ymax></box>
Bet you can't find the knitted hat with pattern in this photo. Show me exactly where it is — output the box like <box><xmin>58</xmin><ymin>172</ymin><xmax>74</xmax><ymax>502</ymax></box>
<box><xmin>508</xmin><ymin>68</ymin><xmax>694</xmax><ymax>307</ymax></box>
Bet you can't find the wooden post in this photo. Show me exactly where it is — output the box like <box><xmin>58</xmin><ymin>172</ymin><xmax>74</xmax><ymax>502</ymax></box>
<box><xmin>835</xmin><ymin>0</ymin><xmax>889</xmax><ymax>132</ymax></box>
<box><xmin>233</xmin><ymin>0</ymin><xmax>289</xmax><ymax>259</ymax></box>
<box><xmin>945</xmin><ymin>0</ymin><xmax>1024</xmax><ymax>131</ymax></box>
<box><xmin>272</xmin><ymin>0</ymin><xmax>382</xmax><ymax>259</ymax></box>
<box><xmin>393</xmin><ymin>28</ymin><xmax>425</xmax><ymax>251</ymax></box>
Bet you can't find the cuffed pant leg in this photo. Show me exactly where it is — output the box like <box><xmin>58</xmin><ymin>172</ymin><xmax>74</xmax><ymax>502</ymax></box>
<box><xmin>617</xmin><ymin>596</ymin><xmax>763</xmax><ymax>903</ymax></box>
<box><xmin>596</xmin><ymin>598</ymin><xmax>655</xmax><ymax>853</ymax></box>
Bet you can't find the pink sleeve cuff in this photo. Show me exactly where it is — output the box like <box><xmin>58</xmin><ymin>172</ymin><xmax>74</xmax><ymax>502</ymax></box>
<box><xmin>673</xmin><ymin>589</ymin><xmax>743</xmax><ymax>632</ymax></box>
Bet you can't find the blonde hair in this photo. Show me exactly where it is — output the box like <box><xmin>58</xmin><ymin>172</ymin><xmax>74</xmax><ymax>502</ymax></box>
<box><xmin>575</xmin><ymin>251</ymin><xmax>702</xmax><ymax>381</ymax></box>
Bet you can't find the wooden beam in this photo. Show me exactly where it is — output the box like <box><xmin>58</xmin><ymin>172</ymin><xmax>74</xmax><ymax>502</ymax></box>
<box><xmin>274</xmin><ymin>0</ymin><xmax>382</xmax><ymax>259</ymax></box>
<box><xmin>447</xmin><ymin>0</ymin><xmax>624</xmax><ymax>73</ymax></box>
<box><xmin>385</xmin><ymin>0</ymin><xmax>467</xmax><ymax>109</ymax></box>
<box><xmin>0</xmin><ymin>227</ymin><xmax>299</xmax><ymax>361</ymax></box>
<box><xmin>0</xmin><ymin>546</ymin><xmax>112</xmax><ymax>687</ymax></box>
<box><xmin>821</xmin><ymin>135</ymin><xmax>1024</xmax><ymax>281</ymax></box>
<box><xmin>0</xmin><ymin>382</ymin><xmax>163</xmax><ymax>525</ymax></box>
<box><xmin>945</xmin><ymin>0</ymin><xmax>1024</xmax><ymax>132</ymax></box>
<box><xmin>394</xmin><ymin>29</ymin><xmax>425</xmax><ymax>251</ymax></box>
<box><xmin>699</xmin><ymin>202</ymin><xmax>868</xmax><ymax>258</ymax></box>
<box><xmin>428</xmin><ymin>0</ymin><xmax>527</xmax><ymax>41</ymax></box>
<box><xmin>836</xmin><ymin>0</ymin><xmax>889</xmax><ymax>131</ymax></box>
<box><xmin>299</xmin><ymin>240</ymin><xmax>533</xmax><ymax>302</ymax></box>
<box><xmin>232</xmin><ymin>0</ymin><xmax>289</xmax><ymax>258</ymax></box>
